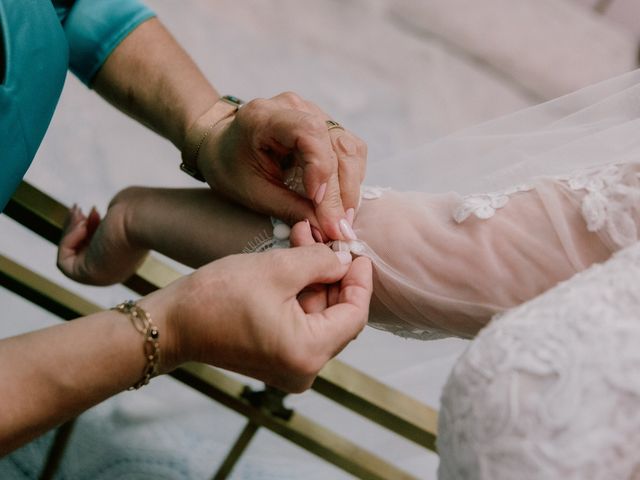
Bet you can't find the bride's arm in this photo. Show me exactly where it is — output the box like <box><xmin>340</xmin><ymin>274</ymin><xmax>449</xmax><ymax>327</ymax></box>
<box><xmin>59</xmin><ymin>163</ymin><xmax>633</xmax><ymax>339</ymax></box>
<box><xmin>122</xmin><ymin>187</ymin><xmax>272</xmax><ymax>267</ymax></box>
<box><xmin>351</xmin><ymin>167</ymin><xmax>627</xmax><ymax>338</ymax></box>
<box><xmin>58</xmin><ymin>187</ymin><xmax>272</xmax><ymax>285</ymax></box>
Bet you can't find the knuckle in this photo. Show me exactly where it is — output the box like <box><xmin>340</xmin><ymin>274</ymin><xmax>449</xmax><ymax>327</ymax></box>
<box><xmin>323</xmin><ymin>182</ymin><xmax>343</xmax><ymax>210</ymax></box>
<box><xmin>242</xmin><ymin>97</ymin><xmax>268</xmax><ymax>116</ymax></box>
<box><xmin>297</xmin><ymin>114</ymin><xmax>326</xmax><ymax>136</ymax></box>
<box><xmin>277</xmin><ymin>91</ymin><xmax>305</xmax><ymax>109</ymax></box>
<box><xmin>304</xmin><ymin>99</ymin><xmax>324</xmax><ymax>116</ymax></box>
<box><xmin>302</xmin><ymin>148</ymin><xmax>337</xmax><ymax>179</ymax></box>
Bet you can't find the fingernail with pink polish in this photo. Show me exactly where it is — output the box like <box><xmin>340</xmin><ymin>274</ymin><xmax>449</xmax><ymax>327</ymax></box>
<box><xmin>335</xmin><ymin>251</ymin><xmax>352</xmax><ymax>265</ymax></box>
<box><xmin>346</xmin><ymin>208</ymin><xmax>355</xmax><ymax>225</ymax></box>
<box><xmin>339</xmin><ymin>218</ymin><xmax>357</xmax><ymax>241</ymax></box>
<box><xmin>314</xmin><ymin>183</ymin><xmax>327</xmax><ymax>205</ymax></box>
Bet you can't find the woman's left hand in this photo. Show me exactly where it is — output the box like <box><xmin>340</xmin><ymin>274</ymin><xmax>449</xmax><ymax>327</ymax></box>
<box><xmin>196</xmin><ymin>92</ymin><xmax>367</xmax><ymax>241</ymax></box>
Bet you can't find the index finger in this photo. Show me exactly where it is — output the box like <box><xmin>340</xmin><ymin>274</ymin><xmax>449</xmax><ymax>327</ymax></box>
<box><xmin>267</xmin><ymin>243</ymin><xmax>352</xmax><ymax>295</ymax></box>
<box><xmin>331</xmin><ymin>130</ymin><xmax>367</xmax><ymax>213</ymax></box>
<box><xmin>261</xmin><ymin>110</ymin><xmax>349</xmax><ymax>240</ymax></box>
<box><xmin>307</xmin><ymin>256</ymin><xmax>373</xmax><ymax>356</ymax></box>
<box><xmin>258</xmin><ymin>109</ymin><xmax>336</xmax><ymax>196</ymax></box>
<box><xmin>308</xmin><ymin>168</ymin><xmax>349</xmax><ymax>240</ymax></box>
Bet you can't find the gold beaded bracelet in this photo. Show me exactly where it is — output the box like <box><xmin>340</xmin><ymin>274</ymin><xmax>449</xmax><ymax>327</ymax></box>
<box><xmin>112</xmin><ymin>300</ymin><xmax>160</xmax><ymax>390</ymax></box>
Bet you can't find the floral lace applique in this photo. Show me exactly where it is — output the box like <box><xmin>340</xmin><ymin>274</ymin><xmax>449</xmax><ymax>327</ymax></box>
<box><xmin>560</xmin><ymin>164</ymin><xmax>640</xmax><ymax>248</ymax></box>
<box><xmin>452</xmin><ymin>163</ymin><xmax>640</xmax><ymax>249</ymax></box>
<box><xmin>453</xmin><ymin>184</ymin><xmax>533</xmax><ymax>223</ymax></box>
<box><xmin>361</xmin><ymin>185</ymin><xmax>391</xmax><ymax>200</ymax></box>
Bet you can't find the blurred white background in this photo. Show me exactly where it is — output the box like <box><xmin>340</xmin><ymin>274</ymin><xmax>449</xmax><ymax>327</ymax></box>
<box><xmin>1</xmin><ymin>0</ymin><xmax>638</xmax><ymax>478</ymax></box>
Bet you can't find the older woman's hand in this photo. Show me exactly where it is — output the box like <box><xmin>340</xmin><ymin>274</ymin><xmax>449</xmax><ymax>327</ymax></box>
<box><xmin>189</xmin><ymin>92</ymin><xmax>367</xmax><ymax>241</ymax></box>
<box><xmin>152</xmin><ymin>238</ymin><xmax>372</xmax><ymax>393</ymax></box>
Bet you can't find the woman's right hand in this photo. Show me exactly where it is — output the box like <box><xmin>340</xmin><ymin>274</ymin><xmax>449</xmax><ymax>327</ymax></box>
<box><xmin>148</xmin><ymin>236</ymin><xmax>372</xmax><ymax>393</ymax></box>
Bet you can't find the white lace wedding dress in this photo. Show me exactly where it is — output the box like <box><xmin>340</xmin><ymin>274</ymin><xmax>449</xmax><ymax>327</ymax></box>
<box><xmin>426</xmin><ymin>163</ymin><xmax>640</xmax><ymax>479</ymax></box>
<box><xmin>437</xmin><ymin>228</ymin><xmax>640</xmax><ymax>480</ymax></box>
<box><xmin>343</xmin><ymin>139</ymin><xmax>640</xmax><ymax>479</ymax></box>
<box><xmin>257</xmin><ymin>69</ymin><xmax>640</xmax><ymax>478</ymax></box>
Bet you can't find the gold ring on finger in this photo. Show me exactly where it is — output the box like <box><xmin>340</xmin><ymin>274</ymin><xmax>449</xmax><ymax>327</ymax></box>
<box><xmin>326</xmin><ymin>120</ymin><xmax>345</xmax><ymax>131</ymax></box>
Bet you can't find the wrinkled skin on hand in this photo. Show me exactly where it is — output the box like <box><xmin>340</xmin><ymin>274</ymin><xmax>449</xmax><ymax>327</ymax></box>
<box><xmin>161</xmin><ymin>234</ymin><xmax>372</xmax><ymax>392</ymax></box>
<box><xmin>197</xmin><ymin>92</ymin><xmax>367</xmax><ymax>241</ymax></box>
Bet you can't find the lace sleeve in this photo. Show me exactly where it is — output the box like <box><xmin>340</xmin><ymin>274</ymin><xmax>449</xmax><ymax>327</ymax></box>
<box><xmin>353</xmin><ymin>163</ymin><xmax>640</xmax><ymax>340</ymax></box>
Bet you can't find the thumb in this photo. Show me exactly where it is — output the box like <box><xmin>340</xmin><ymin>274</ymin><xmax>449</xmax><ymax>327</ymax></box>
<box><xmin>271</xmin><ymin>244</ymin><xmax>352</xmax><ymax>295</ymax></box>
<box><xmin>308</xmin><ymin>256</ymin><xmax>373</xmax><ymax>357</ymax></box>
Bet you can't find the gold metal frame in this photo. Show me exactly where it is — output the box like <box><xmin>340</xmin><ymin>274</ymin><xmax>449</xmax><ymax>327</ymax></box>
<box><xmin>2</xmin><ymin>181</ymin><xmax>439</xmax><ymax>479</ymax></box>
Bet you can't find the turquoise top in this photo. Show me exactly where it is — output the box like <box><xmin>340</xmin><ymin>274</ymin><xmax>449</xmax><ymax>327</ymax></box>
<box><xmin>0</xmin><ymin>0</ymin><xmax>154</xmax><ymax>211</ymax></box>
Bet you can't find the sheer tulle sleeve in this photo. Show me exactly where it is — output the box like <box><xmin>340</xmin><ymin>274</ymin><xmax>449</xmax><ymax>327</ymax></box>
<box><xmin>351</xmin><ymin>162</ymin><xmax>640</xmax><ymax>340</ymax></box>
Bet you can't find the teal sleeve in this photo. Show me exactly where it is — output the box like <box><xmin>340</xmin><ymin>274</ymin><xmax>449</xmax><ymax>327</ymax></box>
<box><xmin>54</xmin><ymin>0</ymin><xmax>155</xmax><ymax>86</ymax></box>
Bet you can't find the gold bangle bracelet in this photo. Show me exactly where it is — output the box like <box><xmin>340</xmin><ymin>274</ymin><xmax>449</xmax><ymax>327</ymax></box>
<box><xmin>112</xmin><ymin>300</ymin><xmax>160</xmax><ymax>390</ymax></box>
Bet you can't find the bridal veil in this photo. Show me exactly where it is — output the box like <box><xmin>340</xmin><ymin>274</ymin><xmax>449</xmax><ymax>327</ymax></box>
<box><xmin>355</xmin><ymin>66</ymin><xmax>640</xmax><ymax>480</ymax></box>
<box><xmin>351</xmin><ymin>68</ymin><xmax>640</xmax><ymax>339</ymax></box>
